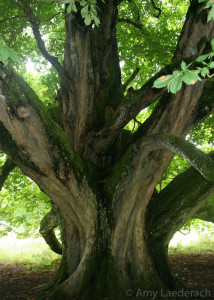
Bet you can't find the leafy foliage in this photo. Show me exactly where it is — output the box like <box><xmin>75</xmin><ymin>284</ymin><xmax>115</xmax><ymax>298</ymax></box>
<box><xmin>0</xmin><ymin>36</ymin><xmax>18</xmax><ymax>65</ymax></box>
<box><xmin>0</xmin><ymin>154</ymin><xmax>51</xmax><ymax>238</ymax></box>
<box><xmin>118</xmin><ymin>0</ymin><xmax>189</xmax><ymax>90</ymax></box>
<box><xmin>63</xmin><ymin>0</ymin><xmax>101</xmax><ymax>26</ymax></box>
<box><xmin>199</xmin><ymin>0</ymin><xmax>214</xmax><ymax>22</ymax></box>
<box><xmin>153</xmin><ymin>40</ymin><xmax>214</xmax><ymax>94</ymax></box>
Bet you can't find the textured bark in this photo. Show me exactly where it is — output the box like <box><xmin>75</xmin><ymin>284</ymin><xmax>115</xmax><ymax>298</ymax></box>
<box><xmin>193</xmin><ymin>203</ymin><xmax>214</xmax><ymax>223</ymax></box>
<box><xmin>0</xmin><ymin>0</ymin><xmax>214</xmax><ymax>299</ymax></box>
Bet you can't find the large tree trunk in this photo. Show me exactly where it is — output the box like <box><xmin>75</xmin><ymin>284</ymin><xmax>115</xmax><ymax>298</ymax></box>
<box><xmin>1</xmin><ymin>0</ymin><xmax>214</xmax><ymax>299</ymax></box>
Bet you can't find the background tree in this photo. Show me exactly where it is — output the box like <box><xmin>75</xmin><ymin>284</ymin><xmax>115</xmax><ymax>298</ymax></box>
<box><xmin>0</xmin><ymin>0</ymin><xmax>214</xmax><ymax>299</ymax></box>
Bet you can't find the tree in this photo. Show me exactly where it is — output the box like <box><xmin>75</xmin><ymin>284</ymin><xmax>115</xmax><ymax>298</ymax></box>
<box><xmin>0</xmin><ymin>0</ymin><xmax>214</xmax><ymax>299</ymax></box>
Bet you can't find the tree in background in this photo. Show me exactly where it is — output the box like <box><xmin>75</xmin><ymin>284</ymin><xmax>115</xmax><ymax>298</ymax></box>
<box><xmin>0</xmin><ymin>0</ymin><xmax>214</xmax><ymax>299</ymax></box>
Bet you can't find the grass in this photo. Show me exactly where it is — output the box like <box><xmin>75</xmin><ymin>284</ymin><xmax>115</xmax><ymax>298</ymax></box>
<box><xmin>169</xmin><ymin>226</ymin><xmax>214</xmax><ymax>254</ymax></box>
<box><xmin>0</xmin><ymin>232</ymin><xmax>61</xmax><ymax>270</ymax></box>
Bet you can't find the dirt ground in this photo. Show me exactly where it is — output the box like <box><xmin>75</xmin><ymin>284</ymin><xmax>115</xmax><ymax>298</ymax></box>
<box><xmin>0</xmin><ymin>253</ymin><xmax>213</xmax><ymax>299</ymax></box>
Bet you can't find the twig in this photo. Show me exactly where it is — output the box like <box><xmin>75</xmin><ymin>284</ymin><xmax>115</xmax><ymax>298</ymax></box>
<box><xmin>8</xmin><ymin>0</ymin><xmax>24</xmax><ymax>10</ymax></box>
<box><xmin>118</xmin><ymin>18</ymin><xmax>145</xmax><ymax>31</ymax></box>
<box><xmin>45</xmin><ymin>12</ymin><xmax>64</xmax><ymax>23</ymax></box>
<box><xmin>8</xmin><ymin>20</ymin><xmax>28</xmax><ymax>46</ymax></box>
<box><xmin>0</xmin><ymin>221</ymin><xmax>24</xmax><ymax>235</ymax></box>
<box><xmin>150</xmin><ymin>0</ymin><xmax>162</xmax><ymax>18</ymax></box>
<box><xmin>0</xmin><ymin>16</ymin><xmax>26</xmax><ymax>24</ymax></box>
<box><xmin>9</xmin><ymin>182</ymin><xmax>35</xmax><ymax>203</ymax></box>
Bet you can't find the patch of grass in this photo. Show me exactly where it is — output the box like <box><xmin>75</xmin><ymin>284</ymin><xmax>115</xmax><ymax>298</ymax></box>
<box><xmin>0</xmin><ymin>233</ymin><xmax>61</xmax><ymax>270</ymax></box>
<box><xmin>169</xmin><ymin>231</ymin><xmax>214</xmax><ymax>255</ymax></box>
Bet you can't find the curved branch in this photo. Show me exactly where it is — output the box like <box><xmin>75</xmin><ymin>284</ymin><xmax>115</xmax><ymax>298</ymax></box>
<box><xmin>20</xmin><ymin>0</ymin><xmax>71</xmax><ymax>86</ymax></box>
<box><xmin>0</xmin><ymin>158</ymin><xmax>16</xmax><ymax>191</ymax></box>
<box><xmin>146</xmin><ymin>152</ymin><xmax>214</xmax><ymax>243</ymax></box>
<box><xmin>136</xmin><ymin>133</ymin><xmax>214</xmax><ymax>183</ymax></box>
<box><xmin>150</xmin><ymin>0</ymin><xmax>162</xmax><ymax>18</ymax></box>
<box><xmin>40</xmin><ymin>204</ymin><xmax>62</xmax><ymax>255</ymax></box>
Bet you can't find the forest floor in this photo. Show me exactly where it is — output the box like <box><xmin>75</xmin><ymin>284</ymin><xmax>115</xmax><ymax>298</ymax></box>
<box><xmin>0</xmin><ymin>253</ymin><xmax>213</xmax><ymax>299</ymax></box>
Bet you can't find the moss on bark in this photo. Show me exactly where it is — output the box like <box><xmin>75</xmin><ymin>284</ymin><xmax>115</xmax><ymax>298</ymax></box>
<box><xmin>78</xmin><ymin>249</ymin><xmax>120</xmax><ymax>300</ymax></box>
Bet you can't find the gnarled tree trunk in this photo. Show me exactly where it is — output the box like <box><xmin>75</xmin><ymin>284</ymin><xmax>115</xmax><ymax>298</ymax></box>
<box><xmin>0</xmin><ymin>0</ymin><xmax>214</xmax><ymax>299</ymax></box>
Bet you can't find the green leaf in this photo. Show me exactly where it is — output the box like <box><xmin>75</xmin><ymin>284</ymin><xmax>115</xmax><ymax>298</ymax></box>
<box><xmin>0</xmin><ymin>45</ymin><xmax>10</xmax><ymax>61</ymax></box>
<box><xmin>200</xmin><ymin>67</ymin><xmax>209</xmax><ymax>78</ymax></box>
<box><xmin>80</xmin><ymin>0</ymin><xmax>88</xmax><ymax>6</ymax></box>
<box><xmin>172</xmin><ymin>70</ymin><xmax>180</xmax><ymax>76</ymax></box>
<box><xmin>181</xmin><ymin>61</ymin><xmax>186</xmax><ymax>71</ymax></box>
<box><xmin>88</xmin><ymin>0</ymin><xmax>96</xmax><ymax>4</ymax></box>
<box><xmin>67</xmin><ymin>3</ymin><xmax>72</xmax><ymax>14</ymax></box>
<box><xmin>84</xmin><ymin>14</ymin><xmax>91</xmax><ymax>26</ymax></box>
<box><xmin>153</xmin><ymin>75</ymin><xmax>172</xmax><ymax>89</ymax></box>
<box><xmin>211</xmin><ymin>38</ymin><xmax>214</xmax><ymax>52</ymax></box>
<box><xmin>168</xmin><ymin>74</ymin><xmax>183</xmax><ymax>94</ymax></box>
<box><xmin>195</xmin><ymin>54</ymin><xmax>209</xmax><ymax>62</ymax></box>
<box><xmin>198</xmin><ymin>0</ymin><xmax>206</xmax><ymax>2</ymax></box>
<box><xmin>72</xmin><ymin>2</ymin><xmax>77</xmax><ymax>13</ymax></box>
<box><xmin>93</xmin><ymin>15</ymin><xmax>100</xmax><ymax>27</ymax></box>
<box><xmin>204</xmin><ymin>1</ymin><xmax>214</xmax><ymax>9</ymax></box>
<box><xmin>7</xmin><ymin>48</ymin><xmax>19</xmax><ymax>62</ymax></box>
<box><xmin>182</xmin><ymin>70</ymin><xmax>200</xmax><ymax>85</ymax></box>
<box><xmin>207</xmin><ymin>5</ymin><xmax>214</xmax><ymax>22</ymax></box>
<box><xmin>81</xmin><ymin>6</ymin><xmax>89</xmax><ymax>18</ymax></box>
<box><xmin>208</xmin><ymin>61</ymin><xmax>214</xmax><ymax>68</ymax></box>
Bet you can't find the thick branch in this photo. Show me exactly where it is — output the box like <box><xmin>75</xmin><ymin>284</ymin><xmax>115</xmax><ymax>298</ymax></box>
<box><xmin>0</xmin><ymin>158</ymin><xmax>15</xmax><ymax>191</ymax></box>
<box><xmin>107</xmin><ymin>133</ymin><xmax>214</xmax><ymax>197</ymax></box>
<box><xmin>136</xmin><ymin>133</ymin><xmax>214</xmax><ymax>183</ymax></box>
<box><xmin>90</xmin><ymin>59</ymin><xmax>186</xmax><ymax>154</ymax></box>
<box><xmin>0</xmin><ymin>67</ymin><xmax>91</xmax><ymax>182</ymax></box>
<box><xmin>146</xmin><ymin>152</ymin><xmax>214</xmax><ymax>243</ymax></box>
<box><xmin>193</xmin><ymin>203</ymin><xmax>214</xmax><ymax>223</ymax></box>
<box><xmin>0</xmin><ymin>67</ymin><xmax>97</xmax><ymax>253</ymax></box>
